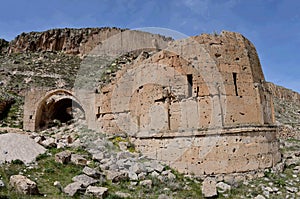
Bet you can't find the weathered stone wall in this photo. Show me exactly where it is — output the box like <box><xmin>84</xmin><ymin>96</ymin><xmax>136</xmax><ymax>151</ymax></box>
<box><xmin>23</xmin><ymin>88</ymin><xmax>48</xmax><ymax>131</ymax></box>
<box><xmin>94</xmin><ymin>31</ymin><xmax>275</xmax><ymax>135</ymax></box>
<box><xmin>90</xmin><ymin>30</ymin><xmax>279</xmax><ymax>175</ymax></box>
<box><xmin>23</xmin><ymin>88</ymin><xmax>84</xmax><ymax>131</ymax></box>
<box><xmin>132</xmin><ymin>126</ymin><xmax>280</xmax><ymax>175</ymax></box>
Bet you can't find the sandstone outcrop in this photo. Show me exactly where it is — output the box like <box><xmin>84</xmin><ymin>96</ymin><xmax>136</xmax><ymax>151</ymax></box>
<box><xmin>267</xmin><ymin>82</ymin><xmax>300</xmax><ymax>104</ymax></box>
<box><xmin>8</xmin><ymin>27</ymin><xmax>125</xmax><ymax>56</ymax></box>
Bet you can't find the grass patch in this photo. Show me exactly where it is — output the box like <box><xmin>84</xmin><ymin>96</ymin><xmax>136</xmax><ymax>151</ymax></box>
<box><xmin>0</xmin><ymin>147</ymin><xmax>86</xmax><ymax>198</ymax></box>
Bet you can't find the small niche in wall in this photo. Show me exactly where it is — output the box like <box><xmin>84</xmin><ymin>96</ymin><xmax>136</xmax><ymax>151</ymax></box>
<box><xmin>187</xmin><ymin>74</ymin><xmax>193</xmax><ymax>97</ymax></box>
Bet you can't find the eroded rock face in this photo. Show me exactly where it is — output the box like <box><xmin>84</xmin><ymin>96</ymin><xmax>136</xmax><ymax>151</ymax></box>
<box><xmin>8</xmin><ymin>27</ymin><xmax>125</xmax><ymax>56</ymax></box>
<box><xmin>267</xmin><ymin>82</ymin><xmax>300</xmax><ymax>104</ymax></box>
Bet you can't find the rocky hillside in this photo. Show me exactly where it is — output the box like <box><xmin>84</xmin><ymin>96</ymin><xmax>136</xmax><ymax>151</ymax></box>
<box><xmin>266</xmin><ymin>82</ymin><xmax>300</xmax><ymax>139</ymax></box>
<box><xmin>267</xmin><ymin>82</ymin><xmax>300</xmax><ymax>104</ymax></box>
<box><xmin>0</xmin><ymin>92</ymin><xmax>14</xmax><ymax>120</ymax></box>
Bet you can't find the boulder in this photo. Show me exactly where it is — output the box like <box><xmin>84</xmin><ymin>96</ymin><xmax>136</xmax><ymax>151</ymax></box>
<box><xmin>145</xmin><ymin>161</ymin><xmax>164</xmax><ymax>173</ymax></box>
<box><xmin>202</xmin><ymin>177</ymin><xmax>217</xmax><ymax>198</ymax></box>
<box><xmin>105</xmin><ymin>170</ymin><xmax>128</xmax><ymax>183</ymax></box>
<box><xmin>55</xmin><ymin>150</ymin><xmax>71</xmax><ymax>164</ymax></box>
<box><xmin>0</xmin><ymin>133</ymin><xmax>46</xmax><ymax>164</ymax></box>
<box><xmin>72</xmin><ymin>174</ymin><xmax>98</xmax><ymax>187</ymax></box>
<box><xmin>83</xmin><ymin>166</ymin><xmax>101</xmax><ymax>178</ymax></box>
<box><xmin>64</xmin><ymin>182</ymin><xmax>83</xmax><ymax>196</ymax></box>
<box><xmin>85</xmin><ymin>186</ymin><xmax>108</xmax><ymax>198</ymax></box>
<box><xmin>139</xmin><ymin>179</ymin><xmax>152</xmax><ymax>188</ymax></box>
<box><xmin>41</xmin><ymin>137</ymin><xmax>57</xmax><ymax>148</ymax></box>
<box><xmin>129</xmin><ymin>162</ymin><xmax>146</xmax><ymax>174</ymax></box>
<box><xmin>216</xmin><ymin>182</ymin><xmax>231</xmax><ymax>193</ymax></box>
<box><xmin>92</xmin><ymin>152</ymin><xmax>105</xmax><ymax>161</ymax></box>
<box><xmin>128</xmin><ymin>171</ymin><xmax>138</xmax><ymax>181</ymax></box>
<box><xmin>9</xmin><ymin>175</ymin><xmax>39</xmax><ymax>195</ymax></box>
<box><xmin>71</xmin><ymin>154</ymin><xmax>87</xmax><ymax>166</ymax></box>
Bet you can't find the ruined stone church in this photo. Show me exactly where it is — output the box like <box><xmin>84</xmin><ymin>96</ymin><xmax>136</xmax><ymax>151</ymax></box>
<box><xmin>23</xmin><ymin>29</ymin><xmax>280</xmax><ymax>176</ymax></box>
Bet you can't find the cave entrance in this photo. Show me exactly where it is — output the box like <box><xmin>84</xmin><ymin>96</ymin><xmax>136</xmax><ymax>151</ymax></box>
<box><xmin>35</xmin><ymin>91</ymin><xmax>85</xmax><ymax>131</ymax></box>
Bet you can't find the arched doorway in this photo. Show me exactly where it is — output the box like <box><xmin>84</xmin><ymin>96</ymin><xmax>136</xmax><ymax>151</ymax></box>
<box><xmin>34</xmin><ymin>89</ymin><xmax>85</xmax><ymax>130</ymax></box>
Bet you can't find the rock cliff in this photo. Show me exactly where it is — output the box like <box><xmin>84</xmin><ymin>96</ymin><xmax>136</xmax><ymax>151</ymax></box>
<box><xmin>266</xmin><ymin>82</ymin><xmax>300</xmax><ymax>139</ymax></box>
<box><xmin>0</xmin><ymin>39</ymin><xmax>8</xmax><ymax>53</ymax></box>
<box><xmin>7</xmin><ymin>27</ymin><xmax>126</xmax><ymax>55</ymax></box>
<box><xmin>267</xmin><ymin>82</ymin><xmax>300</xmax><ymax>104</ymax></box>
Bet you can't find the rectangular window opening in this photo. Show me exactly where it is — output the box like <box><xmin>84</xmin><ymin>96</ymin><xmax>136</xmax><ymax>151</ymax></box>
<box><xmin>187</xmin><ymin>74</ymin><xmax>193</xmax><ymax>97</ymax></box>
<box><xmin>233</xmin><ymin>72</ymin><xmax>238</xmax><ymax>96</ymax></box>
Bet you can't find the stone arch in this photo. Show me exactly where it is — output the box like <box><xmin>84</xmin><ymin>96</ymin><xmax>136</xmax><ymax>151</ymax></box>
<box><xmin>34</xmin><ymin>89</ymin><xmax>85</xmax><ymax>131</ymax></box>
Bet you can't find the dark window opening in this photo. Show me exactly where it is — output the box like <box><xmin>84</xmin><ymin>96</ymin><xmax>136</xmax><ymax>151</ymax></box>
<box><xmin>196</xmin><ymin>86</ymin><xmax>199</xmax><ymax>97</ymax></box>
<box><xmin>96</xmin><ymin>107</ymin><xmax>101</xmax><ymax>119</ymax></box>
<box><xmin>233</xmin><ymin>72</ymin><xmax>238</xmax><ymax>96</ymax></box>
<box><xmin>187</xmin><ymin>74</ymin><xmax>193</xmax><ymax>97</ymax></box>
<box><xmin>29</xmin><ymin>115</ymin><xmax>33</xmax><ymax>119</ymax></box>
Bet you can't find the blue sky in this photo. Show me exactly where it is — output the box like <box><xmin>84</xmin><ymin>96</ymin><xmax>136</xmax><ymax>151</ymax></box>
<box><xmin>0</xmin><ymin>0</ymin><xmax>299</xmax><ymax>92</ymax></box>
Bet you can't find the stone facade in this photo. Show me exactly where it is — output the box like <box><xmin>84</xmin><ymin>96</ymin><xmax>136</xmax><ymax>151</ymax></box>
<box><xmin>23</xmin><ymin>30</ymin><xmax>280</xmax><ymax>176</ymax></box>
